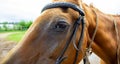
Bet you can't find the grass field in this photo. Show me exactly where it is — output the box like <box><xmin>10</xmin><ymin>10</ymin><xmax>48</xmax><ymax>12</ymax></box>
<box><xmin>0</xmin><ymin>30</ymin><xmax>22</xmax><ymax>33</ymax></box>
<box><xmin>6</xmin><ymin>31</ymin><xmax>26</xmax><ymax>42</ymax></box>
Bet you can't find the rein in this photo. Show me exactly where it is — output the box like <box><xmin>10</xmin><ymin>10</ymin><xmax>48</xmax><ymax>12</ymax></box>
<box><xmin>83</xmin><ymin>8</ymin><xmax>98</xmax><ymax>64</ymax></box>
<box><xmin>111</xmin><ymin>16</ymin><xmax>120</xmax><ymax>64</ymax></box>
<box><xmin>113</xmin><ymin>17</ymin><xmax>120</xmax><ymax>64</ymax></box>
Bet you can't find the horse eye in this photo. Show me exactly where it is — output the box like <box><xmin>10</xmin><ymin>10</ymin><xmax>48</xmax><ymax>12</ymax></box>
<box><xmin>53</xmin><ymin>21</ymin><xmax>68</xmax><ymax>32</ymax></box>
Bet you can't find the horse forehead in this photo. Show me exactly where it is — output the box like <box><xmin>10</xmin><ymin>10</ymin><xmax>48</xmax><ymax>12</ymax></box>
<box><xmin>40</xmin><ymin>9</ymin><xmax>64</xmax><ymax>18</ymax></box>
<box><xmin>39</xmin><ymin>9</ymin><xmax>72</xmax><ymax>22</ymax></box>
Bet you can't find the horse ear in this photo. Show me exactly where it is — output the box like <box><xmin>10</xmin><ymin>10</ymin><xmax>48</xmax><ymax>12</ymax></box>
<box><xmin>90</xmin><ymin>3</ymin><xmax>94</xmax><ymax>8</ymax></box>
<box><xmin>68</xmin><ymin>0</ymin><xmax>83</xmax><ymax>6</ymax></box>
<box><xmin>52</xmin><ymin>0</ymin><xmax>82</xmax><ymax>6</ymax></box>
<box><xmin>74</xmin><ymin>0</ymin><xmax>82</xmax><ymax>6</ymax></box>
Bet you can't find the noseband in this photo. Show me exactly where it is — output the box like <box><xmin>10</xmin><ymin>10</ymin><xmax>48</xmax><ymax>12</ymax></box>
<box><xmin>41</xmin><ymin>2</ymin><xmax>85</xmax><ymax>64</ymax></box>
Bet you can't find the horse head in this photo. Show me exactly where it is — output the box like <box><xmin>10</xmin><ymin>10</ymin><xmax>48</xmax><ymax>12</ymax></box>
<box><xmin>2</xmin><ymin>0</ymin><xmax>89</xmax><ymax>64</ymax></box>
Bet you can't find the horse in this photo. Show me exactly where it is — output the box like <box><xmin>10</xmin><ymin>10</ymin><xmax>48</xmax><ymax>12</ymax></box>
<box><xmin>2</xmin><ymin>0</ymin><xmax>120</xmax><ymax>64</ymax></box>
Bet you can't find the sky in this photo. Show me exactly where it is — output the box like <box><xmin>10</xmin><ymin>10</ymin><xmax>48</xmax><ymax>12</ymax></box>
<box><xmin>0</xmin><ymin>0</ymin><xmax>120</xmax><ymax>22</ymax></box>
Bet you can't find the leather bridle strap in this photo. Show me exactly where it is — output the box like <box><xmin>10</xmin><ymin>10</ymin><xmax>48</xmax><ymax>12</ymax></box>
<box><xmin>41</xmin><ymin>2</ymin><xmax>85</xmax><ymax>64</ymax></box>
<box><xmin>41</xmin><ymin>2</ymin><xmax>84</xmax><ymax>16</ymax></box>
<box><xmin>110</xmin><ymin>15</ymin><xmax>120</xmax><ymax>64</ymax></box>
<box><xmin>113</xmin><ymin>16</ymin><xmax>120</xmax><ymax>64</ymax></box>
<box><xmin>83</xmin><ymin>8</ymin><xmax>98</xmax><ymax>64</ymax></box>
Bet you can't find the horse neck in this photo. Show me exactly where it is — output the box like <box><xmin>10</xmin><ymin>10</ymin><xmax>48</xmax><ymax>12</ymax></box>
<box><xmin>82</xmin><ymin>4</ymin><xmax>120</xmax><ymax>64</ymax></box>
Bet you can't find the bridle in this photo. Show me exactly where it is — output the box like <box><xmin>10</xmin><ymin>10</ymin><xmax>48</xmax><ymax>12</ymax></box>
<box><xmin>41</xmin><ymin>2</ymin><xmax>120</xmax><ymax>64</ymax></box>
<box><xmin>42</xmin><ymin>2</ymin><xmax>85</xmax><ymax>64</ymax></box>
<box><xmin>41</xmin><ymin>2</ymin><xmax>86</xmax><ymax>64</ymax></box>
<box><xmin>41</xmin><ymin>2</ymin><xmax>85</xmax><ymax>64</ymax></box>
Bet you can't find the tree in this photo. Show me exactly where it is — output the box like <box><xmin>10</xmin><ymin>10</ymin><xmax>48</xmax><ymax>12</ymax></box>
<box><xmin>0</xmin><ymin>26</ymin><xmax>1</xmax><ymax>30</ymax></box>
<box><xmin>3</xmin><ymin>22</ymin><xmax>8</xmax><ymax>31</ymax></box>
<box><xmin>18</xmin><ymin>20</ymin><xmax>33</xmax><ymax>30</ymax></box>
<box><xmin>25</xmin><ymin>21</ymin><xmax>32</xmax><ymax>28</ymax></box>
<box><xmin>18</xmin><ymin>20</ymin><xmax>26</xmax><ymax>30</ymax></box>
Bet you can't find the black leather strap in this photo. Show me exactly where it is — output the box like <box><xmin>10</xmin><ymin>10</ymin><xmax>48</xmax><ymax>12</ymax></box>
<box><xmin>41</xmin><ymin>2</ymin><xmax>84</xmax><ymax>16</ymax></box>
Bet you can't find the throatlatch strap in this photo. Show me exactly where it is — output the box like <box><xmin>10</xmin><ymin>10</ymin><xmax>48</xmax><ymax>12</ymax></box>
<box><xmin>83</xmin><ymin>8</ymin><xmax>98</xmax><ymax>64</ymax></box>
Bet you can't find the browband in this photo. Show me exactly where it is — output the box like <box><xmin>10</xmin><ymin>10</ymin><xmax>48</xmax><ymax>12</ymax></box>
<box><xmin>41</xmin><ymin>2</ymin><xmax>85</xmax><ymax>16</ymax></box>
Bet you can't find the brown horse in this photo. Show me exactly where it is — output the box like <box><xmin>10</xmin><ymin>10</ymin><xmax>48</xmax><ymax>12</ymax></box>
<box><xmin>2</xmin><ymin>0</ymin><xmax>120</xmax><ymax>64</ymax></box>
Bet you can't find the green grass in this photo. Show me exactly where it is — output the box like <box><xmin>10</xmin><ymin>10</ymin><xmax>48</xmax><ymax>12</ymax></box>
<box><xmin>6</xmin><ymin>31</ymin><xmax>26</xmax><ymax>42</ymax></box>
<box><xmin>0</xmin><ymin>30</ymin><xmax>23</xmax><ymax>33</ymax></box>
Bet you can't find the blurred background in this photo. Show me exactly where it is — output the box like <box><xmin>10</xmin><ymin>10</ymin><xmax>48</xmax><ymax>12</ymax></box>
<box><xmin>0</xmin><ymin>0</ymin><xmax>120</xmax><ymax>63</ymax></box>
